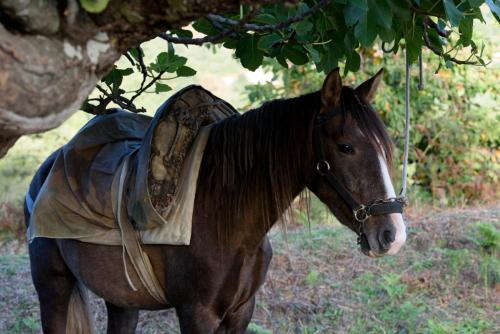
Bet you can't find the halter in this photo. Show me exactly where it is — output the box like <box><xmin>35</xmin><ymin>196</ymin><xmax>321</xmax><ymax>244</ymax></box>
<box><xmin>313</xmin><ymin>95</ymin><xmax>408</xmax><ymax>242</ymax></box>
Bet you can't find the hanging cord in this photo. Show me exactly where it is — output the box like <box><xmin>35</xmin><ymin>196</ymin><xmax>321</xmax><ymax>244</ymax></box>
<box><xmin>399</xmin><ymin>48</ymin><xmax>411</xmax><ymax>198</ymax></box>
<box><xmin>418</xmin><ymin>51</ymin><xmax>424</xmax><ymax>90</ymax></box>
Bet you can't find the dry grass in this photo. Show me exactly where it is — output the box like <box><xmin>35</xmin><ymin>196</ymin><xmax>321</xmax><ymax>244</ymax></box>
<box><xmin>0</xmin><ymin>205</ymin><xmax>499</xmax><ymax>333</ymax></box>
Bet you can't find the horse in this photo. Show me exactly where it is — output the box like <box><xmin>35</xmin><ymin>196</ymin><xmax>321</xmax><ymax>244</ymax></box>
<box><xmin>25</xmin><ymin>68</ymin><xmax>406</xmax><ymax>333</ymax></box>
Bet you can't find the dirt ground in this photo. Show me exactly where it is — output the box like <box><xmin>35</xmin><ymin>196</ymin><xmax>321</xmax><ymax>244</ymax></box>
<box><xmin>0</xmin><ymin>205</ymin><xmax>499</xmax><ymax>333</ymax></box>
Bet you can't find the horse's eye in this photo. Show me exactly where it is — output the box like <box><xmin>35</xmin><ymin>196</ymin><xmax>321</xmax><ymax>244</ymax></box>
<box><xmin>338</xmin><ymin>144</ymin><xmax>355</xmax><ymax>155</ymax></box>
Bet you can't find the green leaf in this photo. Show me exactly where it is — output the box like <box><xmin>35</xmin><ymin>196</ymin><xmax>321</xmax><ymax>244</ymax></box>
<box><xmin>102</xmin><ymin>68</ymin><xmax>123</xmax><ymax>92</ymax></box>
<box><xmin>379</xmin><ymin>27</ymin><xmax>395</xmax><ymax>42</ymax></box>
<box><xmin>404</xmin><ymin>22</ymin><xmax>424</xmax><ymax>64</ymax></box>
<box><xmin>296</xmin><ymin>2</ymin><xmax>310</xmax><ymax>15</ymax></box>
<box><xmin>119</xmin><ymin>68</ymin><xmax>134</xmax><ymax>76</ymax></box>
<box><xmin>458</xmin><ymin>18</ymin><xmax>473</xmax><ymax>45</ymax></box>
<box><xmin>176</xmin><ymin>66</ymin><xmax>197</xmax><ymax>77</ymax></box>
<box><xmin>235</xmin><ymin>34</ymin><xmax>264</xmax><ymax>71</ymax></box>
<box><xmin>283</xmin><ymin>45</ymin><xmax>309</xmax><ymax>65</ymax></box>
<box><xmin>155</xmin><ymin>83</ymin><xmax>172</xmax><ymax>93</ymax></box>
<box><xmin>253</xmin><ymin>13</ymin><xmax>278</xmax><ymax>24</ymax></box>
<box><xmin>170</xmin><ymin>28</ymin><xmax>193</xmax><ymax>38</ymax></box>
<box><xmin>468</xmin><ymin>0</ymin><xmax>484</xmax><ymax>6</ymax></box>
<box><xmin>257</xmin><ymin>33</ymin><xmax>282</xmax><ymax>51</ymax></box>
<box><xmin>303</xmin><ymin>44</ymin><xmax>321</xmax><ymax>63</ymax></box>
<box><xmin>344</xmin><ymin>0</ymin><xmax>366</xmax><ymax>27</ymax></box>
<box><xmin>79</xmin><ymin>0</ymin><xmax>110</xmax><ymax>13</ymax></box>
<box><xmin>222</xmin><ymin>38</ymin><xmax>238</xmax><ymax>49</ymax></box>
<box><xmin>371</xmin><ymin>0</ymin><xmax>393</xmax><ymax>29</ymax></box>
<box><xmin>292</xmin><ymin>19</ymin><xmax>314</xmax><ymax>36</ymax></box>
<box><xmin>319</xmin><ymin>43</ymin><xmax>339</xmax><ymax>73</ymax></box>
<box><xmin>427</xmin><ymin>29</ymin><xmax>444</xmax><ymax>53</ymax></box>
<box><xmin>345</xmin><ymin>51</ymin><xmax>361</xmax><ymax>73</ymax></box>
<box><xmin>151</xmin><ymin>52</ymin><xmax>187</xmax><ymax>73</ymax></box>
<box><xmin>443</xmin><ymin>0</ymin><xmax>463</xmax><ymax>26</ymax></box>
<box><xmin>276</xmin><ymin>54</ymin><xmax>289</xmax><ymax>68</ymax></box>
<box><xmin>128</xmin><ymin>48</ymin><xmax>142</xmax><ymax>61</ymax></box>
<box><xmin>349</xmin><ymin>0</ymin><xmax>368</xmax><ymax>10</ymax></box>
<box><xmin>315</xmin><ymin>14</ymin><xmax>336</xmax><ymax>38</ymax></box>
<box><xmin>192</xmin><ymin>18</ymin><xmax>218</xmax><ymax>35</ymax></box>
<box><xmin>167</xmin><ymin>42</ymin><xmax>175</xmax><ymax>57</ymax></box>
<box><xmin>354</xmin><ymin>9</ymin><xmax>377</xmax><ymax>47</ymax></box>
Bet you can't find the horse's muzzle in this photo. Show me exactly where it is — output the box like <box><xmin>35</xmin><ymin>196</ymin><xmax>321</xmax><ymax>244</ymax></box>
<box><xmin>360</xmin><ymin>213</ymin><xmax>406</xmax><ymax>257</ymax></box>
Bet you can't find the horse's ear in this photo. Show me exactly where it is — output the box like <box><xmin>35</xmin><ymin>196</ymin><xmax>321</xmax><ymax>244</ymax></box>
<box><xmin>320</xmin><ymin>68</ymin><xmax>342</xmax><ymax>113</ymax></box>
<box><xmin>355</xmin><ymin>68</ymin><xmax>384</xmax><ymax>103</ymax></box>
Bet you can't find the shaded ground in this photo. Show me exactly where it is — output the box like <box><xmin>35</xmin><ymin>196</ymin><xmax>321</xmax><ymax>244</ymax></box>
<box><xmin>0</xmin><ymin>205</ymin><xmax>499</xmax><ymax>333</ymax></box>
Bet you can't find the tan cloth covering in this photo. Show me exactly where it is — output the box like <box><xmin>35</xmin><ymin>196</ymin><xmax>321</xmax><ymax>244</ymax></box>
<box><xmin>27</xmin><ymin>86</ymin><xmax>237</xmax><ymax>246</ymax></box>
<box><xmin>27</xmin><ymin>126</ymin><xmax>210</xmax><ymax>246</ymax></box>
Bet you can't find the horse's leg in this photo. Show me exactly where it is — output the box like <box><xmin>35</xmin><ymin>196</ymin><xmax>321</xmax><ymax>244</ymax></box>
<box><xmin>216</xmin><ymin>297</ymin><xmax>256</xmax><ymax>334</ymax></box>
<box><xmin>105</xmin><ymin>302</ymin><xmax>139</xmax><ymax>334</ymax></box>
<box><xmin>29</xmin><ymin>238</ymin><xmax>76</xmax><ymax>333</ymax></box>
<box><xmin>176</xmin><ymin>305</ymin><xmax>221</xmax><ymax>334</ymax></box>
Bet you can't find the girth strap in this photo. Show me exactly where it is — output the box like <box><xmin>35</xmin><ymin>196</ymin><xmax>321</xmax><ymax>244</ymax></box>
<box><xmin>112</xmin><ymin>156</ymin><xmax>169</xmax><ymax>305</ymax></box>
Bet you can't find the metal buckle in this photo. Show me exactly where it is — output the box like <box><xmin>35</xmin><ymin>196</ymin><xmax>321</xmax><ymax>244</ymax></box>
<box><xmin>316</xmin><ymin>160</ymin><xmax>330</xmax><ymax>174</ymax></box>
<box><xmin>353</xmin><ymin>205</ymin><xmax>370</xmax><ymax>222</ymax></box>
<box><xmin>396</xmin><ymin>196</ymin><xmax>409</xmax><ymax>207</ymax></box>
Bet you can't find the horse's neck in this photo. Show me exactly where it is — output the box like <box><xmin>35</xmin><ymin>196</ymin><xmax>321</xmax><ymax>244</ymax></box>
<box><xmin>201</xmin><ymin>94</ymin><xmax>318</xmax><ymax>249</ymax></box>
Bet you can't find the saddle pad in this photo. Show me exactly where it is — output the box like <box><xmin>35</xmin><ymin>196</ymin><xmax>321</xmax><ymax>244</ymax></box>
<box><xmin>27</xmin><ymin>85</ymin><xmax>237</xmax><ymax>245</ymax></box>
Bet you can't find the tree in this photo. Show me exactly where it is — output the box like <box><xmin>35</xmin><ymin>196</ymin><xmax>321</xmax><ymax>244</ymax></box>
<box><xmin>0</xmin><ymin>0</ymin><xmax>498</xmax><ymax>158</ymax></box>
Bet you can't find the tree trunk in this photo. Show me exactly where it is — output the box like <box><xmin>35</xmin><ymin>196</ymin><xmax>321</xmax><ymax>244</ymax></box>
<box><xmin>0</xmin><ymin>0</ymin><xmax>281</xmax><ymax>158</ymax></box>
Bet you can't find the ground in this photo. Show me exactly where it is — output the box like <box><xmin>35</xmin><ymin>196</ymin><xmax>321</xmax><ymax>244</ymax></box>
<box><xmin>0</xmin><ymin>205</ymin><xmax>498</xmax><ymax>333</ymax></box>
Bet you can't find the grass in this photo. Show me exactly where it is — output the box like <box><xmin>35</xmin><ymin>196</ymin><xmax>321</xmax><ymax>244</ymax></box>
<box><xmin>1</xmin><ymin>205</ymin><xmax>498</xmax><ymax>333</ymax></box>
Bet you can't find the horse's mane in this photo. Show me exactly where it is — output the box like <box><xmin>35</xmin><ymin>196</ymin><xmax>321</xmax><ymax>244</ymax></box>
<box><xmin>200</xmin><ymin>87</ymin><xmax>392</xmax><ymax>240</ymax></box>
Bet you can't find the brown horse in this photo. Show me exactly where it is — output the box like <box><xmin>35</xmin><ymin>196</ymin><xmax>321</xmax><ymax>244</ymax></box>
<box><xmin>25</xmin><ymin>68</ymin><xmax>406</xmax><ymax>333</ymax></box>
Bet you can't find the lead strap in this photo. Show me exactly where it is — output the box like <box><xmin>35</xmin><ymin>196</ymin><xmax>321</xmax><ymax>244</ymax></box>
<box><xmin>399</xmin><ymin>48</ymin><xmax>412</xmax><ymax>198</ymax></box>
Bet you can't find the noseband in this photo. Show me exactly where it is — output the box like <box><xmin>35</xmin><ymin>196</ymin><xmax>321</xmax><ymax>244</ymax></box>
<box><xmin>313</xmin><ymin>96</ymin><xmax>407</xmax><ymax>241</ymax></box>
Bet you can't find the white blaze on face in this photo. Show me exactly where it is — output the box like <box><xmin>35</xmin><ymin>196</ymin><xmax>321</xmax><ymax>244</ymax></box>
<box><xmin>378</xmin><ymin>154</ymin><xmax>407</xmax><ymax>255</ymax></box>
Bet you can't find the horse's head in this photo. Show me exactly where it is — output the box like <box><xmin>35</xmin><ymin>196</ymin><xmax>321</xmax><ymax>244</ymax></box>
<box><xmin>307</xmin><ymin>68</ymin><xmax>406</xmax><ymax>257</ymax></box>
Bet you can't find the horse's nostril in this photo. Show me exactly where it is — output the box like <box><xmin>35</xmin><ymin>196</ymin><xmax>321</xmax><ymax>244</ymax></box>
<box><xmin>383</xmin><ymin>230</ymin><xmax>395</xmax><ymax>245</ymax></box>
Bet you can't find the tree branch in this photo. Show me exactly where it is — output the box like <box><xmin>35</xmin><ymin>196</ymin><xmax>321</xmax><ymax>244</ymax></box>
<box><xmin>424</xmin><ymin>16</ymin><xmax>451</xmax><ymax>38</ymax></box>
<box><xmin>407</xmin><ymin>1</ymin><xmax>445</xmax><ymax>19</ymax></box>
<box><xmin>160</xmin><ymin>0</ymin><xmax>331</xmax><ymax>45</ymax></box>
<box><xmin>1</xmin><ymin>0</ymin><xmax>286</xmax><ymax>158</ymax></box>
<box><xmin>422</xmin><ymin>17</ymin><xmax>477</xmax><ymax>65</ymax></box>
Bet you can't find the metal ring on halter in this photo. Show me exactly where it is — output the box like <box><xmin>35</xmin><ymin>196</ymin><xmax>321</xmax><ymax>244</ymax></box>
<box><xmin>316</xmin><ymin>160</ymin><xmax>330</xmax><ymax>174</ymax></box>
<box><xmin>353</xmin><ymin>205</ymin><xmax>370</xmax><ymax>222</ymax></box>
<box><xmin>397</xmin><ymin>196</ymin><xmax>410</xmax><ymax>208</ymax></box>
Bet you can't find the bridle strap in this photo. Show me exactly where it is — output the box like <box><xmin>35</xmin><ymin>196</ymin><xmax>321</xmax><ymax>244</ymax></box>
<box><xmin>366</xmin><ymin>200</ymin><xmax>404</xmax><ymax>216</ymax></box>
<box><xmin>313</xmin><ymin>104</ymin><xmax>360</xmax><ymax>212</ymax></box>
<box><xmin>320</xmin><ymin>167</ymin><xmax>361</xmax><ymax>212</ymax></box>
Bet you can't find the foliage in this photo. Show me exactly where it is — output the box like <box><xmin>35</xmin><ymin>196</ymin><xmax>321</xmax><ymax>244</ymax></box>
<box><xmin>473</xmin><ymin>222</ymin><xmax>500</xmax><ymax>253</ymax></box>
<box><xmin>243</xmin><ymin>42</ymin><xmax>500</xmax><ymax>205</ymax></box>
<box><xmin>84</xmin><ymin>43</ymin><xmax>197</xmax><ymax>114</ymax></box>
<box><xmin>0</xmin><ymin>203</ymin><xmax>24</xmax><ymax>243</ymax></box>
<box><xmin>82</xmin><ymin>0</ymin><xmax>499</xmax><ymax>114</ymax></box>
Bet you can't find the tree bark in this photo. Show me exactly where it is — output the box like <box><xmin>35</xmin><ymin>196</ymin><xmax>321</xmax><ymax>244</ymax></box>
<box><xmin>0</xmin><ymin>0</ymin><xmax>282</xmax><ymax>158</ymax></box>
